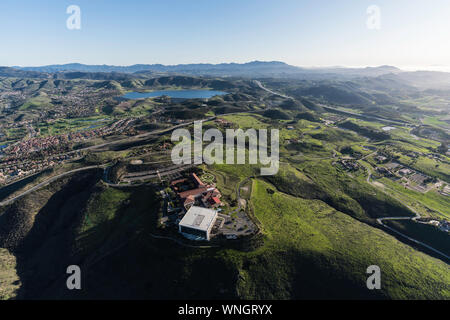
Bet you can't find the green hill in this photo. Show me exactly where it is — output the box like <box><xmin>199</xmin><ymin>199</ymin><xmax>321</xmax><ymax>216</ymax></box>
<box><xmin>0</xmin><ymin>168</ymin><xmax>448</xmax><ymax>300</ymax></box>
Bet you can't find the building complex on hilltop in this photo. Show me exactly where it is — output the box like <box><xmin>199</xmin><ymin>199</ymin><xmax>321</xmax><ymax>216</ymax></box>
<box><xmin>170</xmin><ymin>172</ymin><xmax>223</xmax><ymax>241</ymax></box>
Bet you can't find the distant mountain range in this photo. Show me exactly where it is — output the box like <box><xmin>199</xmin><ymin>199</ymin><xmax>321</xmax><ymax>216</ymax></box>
<box><xmin>12</xmin><ymin>61</ymin><xmax>402</xmax><ymax>78</ymax></box>
<box><xmin>2</xmin><ymin>61</ymin><xmax>450</xmax><ymax>89</ymax></box>
<box><xmin>0</xmin><ymin>67</ymin><xmax>48</xmax><ymax>79</ymax></box>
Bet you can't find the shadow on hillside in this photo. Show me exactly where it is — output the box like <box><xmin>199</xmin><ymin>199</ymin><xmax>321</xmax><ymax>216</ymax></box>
<box><xmin>11</xmin><ymin>178</ymin><xmax>183</xmax><ymax>299</ymax></box>
<box><xmin>12</xmin><ymin>170</ymin><xmax>102</xmax><ymax>299</ymax></box>
<box><xmin>32</xmin><ymin>184</ymin><xmax>241</xmax><ymax>300</ymax></box>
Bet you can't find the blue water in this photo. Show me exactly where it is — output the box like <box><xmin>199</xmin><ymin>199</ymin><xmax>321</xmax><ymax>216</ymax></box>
<box><xmin>0</xmin><ymin>144</ymin><xmax>7</xmax><ymax>150</ymax></box>
<box><xmin>85</xmin><ymin>125</ymin><xmax>101</xmax><ymax>129</ymax></box>
<box><xmin>77</xmin><ymin>118</ymin><xmax>107</xmax><ymax>123</ymax></box>
<box><xmin>121</xmin><ymin>89</ymin><xmax>227</xmax><ymax>99</ymax></box>
<box><xmin>75</xmin><ymin>124</ymin><xmax>102</xmax><ymax>132</ymax></box>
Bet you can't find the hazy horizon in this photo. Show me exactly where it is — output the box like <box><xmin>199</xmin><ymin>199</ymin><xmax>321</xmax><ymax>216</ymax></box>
<box><xmin>7</xmin><ymin>61</ymin><xmax>450</xmax><ymax>73</ymax></box>
<box><xmin>1</xmin><ymin>0</ymin><xmax>450</xmax><ymax>72</ymax></box>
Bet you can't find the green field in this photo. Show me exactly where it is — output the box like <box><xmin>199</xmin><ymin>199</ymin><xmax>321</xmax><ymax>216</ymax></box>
<box><xmin>0</xmin><ymin>248</ymin><xmax>20</xmax><ymax>300</ymax></box>
<box><xmin>239</xmin><ymin>179</ymin><xmax>450</xmax><ymax>299</ymax></box>
<box><xmin>378</xmin><ymin>177</ymin><xmax>450</xmax><ymax>219</ymax></box>
<box><xmin>37</xmin><ymin>116</ymin><xmax>112</xmax><ymax>136</ymax></box>
<box><xmin>19</xmin><ymin>94</ymin><xmax>52</xmax><ymax>111</ymax></box>
<box><xmin>423</xmin><ymin>116</ymin><xmax>450</xmax><ymax>130</ymax></box>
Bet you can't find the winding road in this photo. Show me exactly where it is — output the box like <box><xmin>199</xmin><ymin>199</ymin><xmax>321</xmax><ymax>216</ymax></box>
<box><xmin>361</xmin><ymin>162</ymin><xmax>449</xmax><ymax>261</ymax></box>
<box><xmin>0</xmin><ymin>165</ymin><xmax>105</xmax><ymax>207</ymax></box>
<box><xmin>256</xmin><ymin>79</ymin><xmax>449</xmax><ymax>262</ymax></box>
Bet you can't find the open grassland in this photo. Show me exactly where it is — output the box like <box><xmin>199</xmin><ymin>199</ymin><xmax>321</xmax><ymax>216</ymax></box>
<box><xmin>75</xmin><ymin>184</ymin><xmax>161</xmax><ymax>258</ymax></box>
<box><xmin>0</xmin><ymin>248</ymin><xmax>20</xmax><ymax>300</ymax></box>
<box><xmin>221</xmin><ymin>113</ymin><xmax>269</xmax><ymax>129</ymax></box>
<box><xmin>83</xmin><ymin>150</ymin><xmax>128</xmax><ymax>165</ymax></box>
<box><xmin>395</xmin><ymin>152</ymin><xmax>450</xmax><ymax>183</ymax></box>
<box><xmin>79</xmin><ymin>187</ymin><xmax>130</xmax><ymax>234</ymax></box>
<box><xmin>19</xmin><ymin>93</ymin><xmax>52</xmax><ymax>111</ymax></box>
<box><xmin>279</xmin><ymin>160</ymin><xmax>414</xmax><ymax>222</ymax></box>
<box><xmin>378</xmin><ymin>177</ymin><xmax>450</xmax><ymax>219</ymax></box>
<box><xmin>237</xmin><ymin>179</ymin><xmax>450</xmax><ymax>299</ymax></box>
<box><xmin>105</xmin><ymin>99</ymin><xmax>158</xmax><ymax>117</ymax></box>
<box><xmin>423</xmin><ymin>116</ymin><xmax>450</xmax><ymax>130</ymax></box>
<box><xmin>6</xmin><ymin>127</ymin><xmax>27</xmax><ymax>141</ymax></box>
<box><xmin>205</xmin><ymin>162</ymin><xmax>258</xmax><ymax>213</ymax></box>
<box><xmin>389</xmin><ymin>129</ymin><xmax>441</xmax><ymax>150</ymax></box>
<box><xmin>37</xmin><ymin>116</ymin><xmax>112</xmax><ymax>136</ymax></box>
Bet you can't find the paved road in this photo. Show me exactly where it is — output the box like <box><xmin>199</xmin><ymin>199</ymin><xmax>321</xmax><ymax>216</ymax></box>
<box><xmin>360</xmin><ymin>161</ymin><xmax>449</xmax><ymax>261</ymax></box>
<box><xmin>254</xmin><ymin>80</ymin><xmax>292</xmax><ymax>99</ymax></box>
<box><xmin>73</xmin><ymin>108</ymin><xmax>260</xmax><ymax>154</ymax></box>
<box><xmin>255</xmin><ymin>80</ymin><xmax>449</xmax><ymax>261</ymax></box>
<box><xmin>376</xmin><ymin>217</ymin><xmax>450</xmax><ymax>260</ymax></box>
<box><xmin>121</xmin><ymin>164</ymin><xmax>194</xmax><ymax>183</ymax></box>
<box><xmin>0</xmin><ymin>165</ymin><xmax>105</xmax><ymax>207</ymax></box>
<box><xmin>319</xmin><ymin>105</ymin><xmax>406</xmax><ymax>125</ymax></box>
<box><xmin>33</xmin><ymin>109</ymin><xmax>260</xmax><ymax>164</ymax></box>
<box><xmin>0</xmin><ymin>107</ymin><xmax>263</xmax><ymax>202</ymax></box>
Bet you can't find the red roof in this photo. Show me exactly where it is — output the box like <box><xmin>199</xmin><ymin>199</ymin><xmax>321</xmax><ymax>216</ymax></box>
<box><xmin>178</xmin><ymin>186</ymin><xmax>208</xmax><ymax>199</ymax></box>
<box><xmin>170</xmin><ymin>178</ymin><xmax>186</xmax><ymax>186</ymax></box>
<box><xmin>192</xmin><ymin>173</ymin><xmax>205</xmax><ymax>186</ymax></box>
<box><xmin>209</xmin><ymin>197</ymin><xmax>221</xmax><ymax>205</ymax></box>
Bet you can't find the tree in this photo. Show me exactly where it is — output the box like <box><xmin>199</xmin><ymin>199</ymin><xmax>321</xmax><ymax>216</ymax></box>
<box><xmin>437</xmin><ymin>142</ymin><xmax>448</xmax><ymax>154</ymax></box>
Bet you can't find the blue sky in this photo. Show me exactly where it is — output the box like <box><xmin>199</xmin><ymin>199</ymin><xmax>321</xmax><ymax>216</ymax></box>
<box><xmin>1</xmin><ymin>0</ymin><xmax>450</xmax><ymax>70</ymax></box>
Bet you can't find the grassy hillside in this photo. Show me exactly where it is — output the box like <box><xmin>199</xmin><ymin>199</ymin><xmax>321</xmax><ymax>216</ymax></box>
<box><xmin>0</xmin><ymin>169</ymin><xmax>448</xmax><ymax>300</ymax></box>
<box><xmin>0</xmin><ymin>248</ymin><xmax>20</xmax><ymax>300</ymax></box>
<box><xmin>242</xmin><ymin>179</ymin><xmax>449</xmax><ymax>299</ymax></box>
<box><xmin>266</xmin><ymin>162</ymin><xmax>414</xmax><ymax>223</ymax></box>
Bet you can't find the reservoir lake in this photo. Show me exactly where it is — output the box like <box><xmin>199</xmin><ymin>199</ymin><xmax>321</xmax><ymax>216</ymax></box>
<box><xmin>121</xmin><ymin>89</ymin><xmax>227</xmax><ymax>99</ymax></box>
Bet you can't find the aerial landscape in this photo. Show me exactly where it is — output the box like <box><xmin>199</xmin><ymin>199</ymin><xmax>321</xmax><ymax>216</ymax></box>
<box><xmin>0</xmin><ymin>0</ymin><xmax>449</xmax><ymax>310</ymax></box>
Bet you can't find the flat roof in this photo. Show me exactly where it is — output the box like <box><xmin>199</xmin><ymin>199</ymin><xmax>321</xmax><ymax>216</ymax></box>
<box><xmin>179</xmin><ymin>206</ymin><xmax>218</xmax><ymax>232</ymax></box>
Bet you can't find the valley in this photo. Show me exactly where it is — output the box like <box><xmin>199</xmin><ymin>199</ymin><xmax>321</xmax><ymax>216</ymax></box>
<box><xmin>0</xmin><ymin>64</ymin><xmax>449</xmax><ymax>300</ymax></box>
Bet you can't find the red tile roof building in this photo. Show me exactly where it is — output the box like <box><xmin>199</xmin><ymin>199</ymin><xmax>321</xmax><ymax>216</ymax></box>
<box><xmin>192</xmin><ymin>173</ymin><xmax>205</xmax><ymax>186</ymax></box>
<box><xmin>172</xmin><ymin>173</ymin><xmax>222</xmax><ymax>210</ymax></box>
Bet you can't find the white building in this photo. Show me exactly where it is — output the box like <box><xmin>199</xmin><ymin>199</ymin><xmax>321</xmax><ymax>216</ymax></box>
<box><xmin>178</xmin><ymin>206</ymin><xmax>218</xmax><ymax>241</ymax></box>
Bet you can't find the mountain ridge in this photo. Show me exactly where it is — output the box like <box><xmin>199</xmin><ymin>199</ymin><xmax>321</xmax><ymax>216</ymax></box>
<box><xmin>11</xmin><ymin>61</ymin><xmax>402</xmax><ymax>78</ymax></box>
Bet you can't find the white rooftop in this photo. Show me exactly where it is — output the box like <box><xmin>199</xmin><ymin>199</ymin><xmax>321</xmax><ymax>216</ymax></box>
<box><xmin>179</xmin><ymin>206</ymin><xmax>218</xmax><ymax>232</ymax></box>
